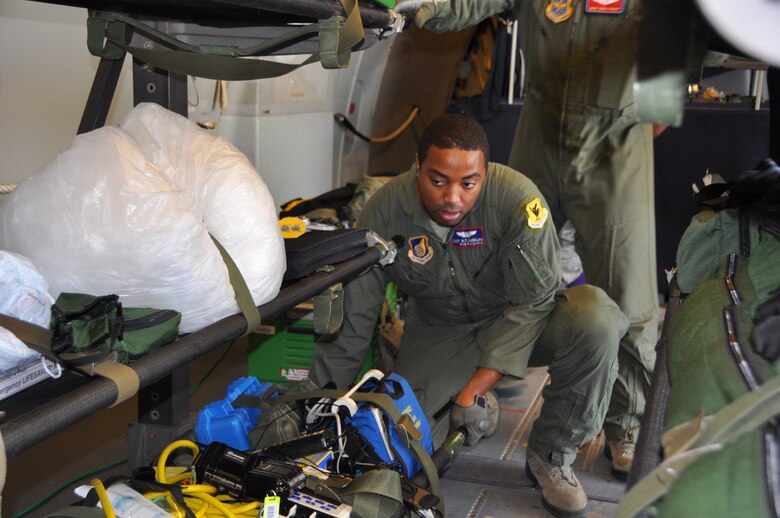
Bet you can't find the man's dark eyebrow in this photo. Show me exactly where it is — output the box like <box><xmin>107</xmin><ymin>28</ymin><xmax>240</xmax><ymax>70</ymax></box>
<box><xmin>426</xmin><ymin>169</ymin><xmax>482</xmax><ymax>180</ymax></box>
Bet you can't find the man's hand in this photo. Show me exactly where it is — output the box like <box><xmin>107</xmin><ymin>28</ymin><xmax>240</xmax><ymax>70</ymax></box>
<box><xmin>450</xmin><ymin>390</ymin><xmax>500</xmax><ymax>445</ymax></box>
<box><xmin>394</xmin><ymin>0</ymin><xmax>448</xmax><ymax>28</ymax></box>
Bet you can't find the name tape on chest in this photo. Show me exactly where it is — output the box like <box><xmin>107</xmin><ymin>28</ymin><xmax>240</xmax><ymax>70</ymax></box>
<box><xmin>585</xmin><ymin>0</ymin><xmax>625</xmax><ymax>14</ymax></box>
<box><xmin>452</xmin><ymin>227</ymin><xmax>486</xmax><ymax>248</ymax></box>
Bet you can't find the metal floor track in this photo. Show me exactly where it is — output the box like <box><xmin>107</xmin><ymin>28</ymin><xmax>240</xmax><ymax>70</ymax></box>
<box><xmin>440</xmin><ymin>367</ymin><xmax>625</xmax><ymax>518</ymax></box>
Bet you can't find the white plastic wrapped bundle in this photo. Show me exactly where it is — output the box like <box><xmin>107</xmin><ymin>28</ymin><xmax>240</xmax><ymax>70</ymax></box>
<box><xmin>0</xmin><ymin>250</ymin><xmax>54</xmax><ymax>327</ymax></box>
<box><xmin>0</xmin><ymin>103</ymin><xmax>285</xmax><ymax>333</ymax></box>
<box><xmin>0</xmin><ymin>250</ymin><xmax>55</xmax><ymax>371</ymax></box>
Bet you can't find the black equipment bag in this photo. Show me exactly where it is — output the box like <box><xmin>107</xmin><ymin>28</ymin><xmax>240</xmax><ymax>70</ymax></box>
<box><xmin>283</xmin><ymin>228</ymin><xmax>369</xmax><ymax>281</ymax></box>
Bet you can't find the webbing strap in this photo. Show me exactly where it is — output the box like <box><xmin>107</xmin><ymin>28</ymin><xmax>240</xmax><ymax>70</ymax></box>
<box><xmin>90</xmin><ymin>359</ymin><xmax>140</xmax><ymax>407</ymax></box>
<box><xmin>0</xmin><ymin>313</ymin><xmax>58</xmax><ymax>363</ymax></box>
<box><xmin>617</xmin><ymin>373</ymin><xmax>780</xmax><ymax>518</ymax></box>
<box><xmin>209</xmin><ymin>235</ymin><xmax>261</xmax><ymax>336</ymax></box>
<box><xmin>313</xmin><ymin>283</ymin><xmax>344</xmax><ymax>335</ymax></box>
<box><xmin>351</xmin><ymin>392</ymin><xmax>443</xmax><ymax>513</ymax></box>
<box><xmin>339</xmin><ymin>469</ymin><xmax>405</xmax><ymax>517</ymax></box>
<box><xmin>44</xmin><ymin>507</ymin><xmax>107</xmax><ymax>518</ymax></box>
<box><xmin>87</xmin><ymin>0</ymin><xmax>364</xmax><ymax>79</ymax></box>
<box><xmin>0</xmin><ymin>314</ymin><xmax>140</xmax><ymax>407</ymax></box>
<box><xmin>111</xmin><ymin>42</ymin><xmax>320</xmax><ymax>81</ymax></box>
<box><xmin>321</xmin><ymin>0</ymin><xmax>363</xmax><ymax>69</ymax></box>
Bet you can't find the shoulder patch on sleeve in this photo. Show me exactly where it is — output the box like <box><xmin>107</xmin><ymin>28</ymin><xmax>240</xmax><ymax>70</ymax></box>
<box><xmin>525</xmin><ymin>197</ymin><xmax>549</xmax><ymax>229</ymax></box>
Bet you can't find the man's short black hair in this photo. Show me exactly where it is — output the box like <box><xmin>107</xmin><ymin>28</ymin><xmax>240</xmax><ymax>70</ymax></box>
<box><xmin>418</xmin><ymin>114</ymin><xmax>490</xmax><ymax>166</ymax></box>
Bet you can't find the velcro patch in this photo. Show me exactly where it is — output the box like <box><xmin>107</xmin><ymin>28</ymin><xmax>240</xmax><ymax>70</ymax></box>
<box><xmin>525</xmin><ymin>198</ymin><xmax>549</xmax><ymax>230</ymax></box>
<box><xmin>408</xmin><ymin>235</ymin><xmax>434</xmax><ymax>265</ymax></box>
<box><xmin>452</xmin><ymin>227</ymin><xmax>486</xmax><ymax>248</ymax></box>
<box><xmin>585</xmin><ymin>0</ymin><xmax>625</xmax><ymax>14</ymax></box>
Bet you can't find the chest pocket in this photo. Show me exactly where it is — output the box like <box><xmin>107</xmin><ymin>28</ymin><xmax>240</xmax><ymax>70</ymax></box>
<box><xmin>583</xmin><ymin>5</ymin><xmax>640</xmax><ymax>110</ymax></box>
<box><xmin>389</xmin><ymin>259</ymin><xmax>438</xmax><ymax>299</ymax></box>
<box><xmin>502</xmin><ymin>239</ymin><xmax>555</xmax><ymax>304</ymax></box>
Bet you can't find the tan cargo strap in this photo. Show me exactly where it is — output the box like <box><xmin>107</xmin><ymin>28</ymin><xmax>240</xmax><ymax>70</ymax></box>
<box><xmin>0</xmin><ymin>314</ymin><xmax>139</xmax><ymax>407</ymax></box>
<box><xmin>617</xmin><ymin>373</ymin><xmax>780</xmax><ymax>518</ymax></box>
<box><xmin>86</xmin><ymin>0</ymin><xmax>364</xmax><ymax>80</ymax></box>
<box><xmin>209</xmin><ymin>235</ymin><xmax>262</xmax><ymax>336</ymax></box>
<box><xmin>86</xmin><ymin>354</ymin><xmax>140</xmax><ymax>407</ymax></box>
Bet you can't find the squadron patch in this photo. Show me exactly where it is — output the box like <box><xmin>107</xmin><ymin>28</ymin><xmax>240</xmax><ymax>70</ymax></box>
<box><xmin>452</xmin><ymin>227</ymin><xmax>486</xmax><ymax>248</ymax></box>
<box><xmin>525</xmin><ymin>198</ymin><xmax>549</xmax><ymax>229</ymax></box>
<box><xmin>545</xmin><ymin>0</ymin><xmax>573</xmax><ymax>23</ymax></box>
<box><xmin>585</xmin><ymin>0</ymin><xmax>625</xmax><ymax>14</ymax></box>
<box><xmin>408</xmin><ymin>235</ymin><xmax>434</xmax><ymax>265</ymax></box>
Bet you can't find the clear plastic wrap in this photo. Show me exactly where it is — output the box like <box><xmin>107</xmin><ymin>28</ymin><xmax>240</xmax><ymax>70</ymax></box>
<box><xmin>0</xmin><ymin>103</ymin><xmax>285</xmax><ymax>333</ymax></box>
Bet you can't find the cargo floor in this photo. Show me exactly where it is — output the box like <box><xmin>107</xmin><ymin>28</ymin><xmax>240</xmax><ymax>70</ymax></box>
<box><xmin>440</xmin><ymin>366</ymin><xmax>625</xmax><ymax>518</ymax></box>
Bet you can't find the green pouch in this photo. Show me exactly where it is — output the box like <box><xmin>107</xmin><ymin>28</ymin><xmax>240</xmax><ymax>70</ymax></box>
<box><xmin>50</xmin><ymin>293</ymin><xmax>181</xmax><ymax>365</ymax></box>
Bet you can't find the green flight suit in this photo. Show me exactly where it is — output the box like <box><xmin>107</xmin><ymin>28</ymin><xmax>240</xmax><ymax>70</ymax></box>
<box><xmin>417</xmin><ymin>0</ymin><xmax>658</xmax><ymax>442</ymax></box>
<box><xmin>310</xmin><ymin>163</ymin><xmax>628</xmax><ymax>465</ymax></box>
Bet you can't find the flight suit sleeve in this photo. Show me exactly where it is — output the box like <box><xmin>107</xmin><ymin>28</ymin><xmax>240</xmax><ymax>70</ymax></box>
<box><xmin>417</xmin><ymin>0</ymin><xmax>515</xmax><ymax>32</ymax></box>
<box><xmin>479</xmin><ymin>193</ymin><xmax>562</xmax><ymax>378</ymax></box>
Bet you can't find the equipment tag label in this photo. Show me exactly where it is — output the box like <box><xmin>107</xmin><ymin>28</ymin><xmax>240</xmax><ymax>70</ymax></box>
<box><xmin>263</xmin><ymin>496</ymin><xmax>280</xmax><ymax>518</ymax></box>
<box><xmin>585</xmin><ymin>0</ymin><xmax>625</xmax><ymax>14</ymax></box>
<box><xmin>408</xmin><ymin>236</ymin><xmax>434</xmax><ymax>265</ymax></box>
<box><xmin>282</xmin><ymin>368</ymin><xmax>309</xmax><ymax>381</ymax></box>
<box><xmin>452</xmin><ymin>227</ymin><xmax>486</xmax><ymax>248</ymax></box>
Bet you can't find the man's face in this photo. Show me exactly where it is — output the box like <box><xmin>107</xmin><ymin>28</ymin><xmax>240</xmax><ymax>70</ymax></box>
<box><xmin>416</xmin><ymin>145</ymin><xmax>486</xmax><ymax>227</ymax></box>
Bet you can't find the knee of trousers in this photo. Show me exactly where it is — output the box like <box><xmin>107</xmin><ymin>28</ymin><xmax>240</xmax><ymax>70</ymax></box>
<box><xmin>563</xmin><ymin>285</ymin><xmax>628</xmax><ymax>361</ymax></box>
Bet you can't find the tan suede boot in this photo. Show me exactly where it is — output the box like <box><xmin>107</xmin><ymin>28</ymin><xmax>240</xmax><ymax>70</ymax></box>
<box><xmin>525</xmin><ymin>450</ymin><xmax>587</xmax><ymax>517</ymax></box>
<box><xmin>604</xmin><ymin>437</ymin><xmax>635</xmax><ymax>481</ymax></box>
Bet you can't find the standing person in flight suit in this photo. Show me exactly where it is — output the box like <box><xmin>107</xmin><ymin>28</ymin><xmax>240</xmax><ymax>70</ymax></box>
<box><xmin>396</xmin><ymin>0</ymin><xmax>662</xmax><ymax>481</ymax></box>
<box><xmin>310</xmin><ymin>114</ymin><xmax>628</xmax><ymax>517</ymax></box>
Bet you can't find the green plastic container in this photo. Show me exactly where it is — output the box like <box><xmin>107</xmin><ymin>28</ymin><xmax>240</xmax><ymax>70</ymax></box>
<box><xmin>248</xmin><ymin>307</ymin><xmax>374</xmax><ymax>386</ymax></box>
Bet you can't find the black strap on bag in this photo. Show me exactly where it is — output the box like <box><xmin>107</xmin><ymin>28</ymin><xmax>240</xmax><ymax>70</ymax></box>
<box><xmin>50</xmin><ymin>294</ymin><xmax>123</xmax><ymax>366</ymax></box>
<box><xmin>85</xmin><ymin>0</ymin><xmax>365</xmax><ymax>80</ymax></box>
<box><xmin>0</xmin><ymin>312</ymin><xmax>141</xmax><ymax>407</ymax></box>
<box><xmin>627</xmin><ymin>277</ymin><xmax>682</xmax><ymax>492</ymax></box>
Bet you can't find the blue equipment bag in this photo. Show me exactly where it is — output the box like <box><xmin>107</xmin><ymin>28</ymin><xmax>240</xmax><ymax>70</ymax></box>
<box><xmin>348</xmin><ymin>372</ymin><xmax>433</xmax><ymax>478</ymax></box>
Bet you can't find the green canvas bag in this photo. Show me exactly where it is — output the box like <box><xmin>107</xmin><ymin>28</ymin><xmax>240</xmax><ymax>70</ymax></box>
<box><xmin>656</xmin><ymin>218</ymin><xmax>780</xmax><ymax>517</ymax></box>
<box><xmin>50</xmin><ymin>293</ymin><xmax>181</xmax><ymax>365</ymax></box>
<box><xmin>622</xmin><ymin>160</ymin><xmax>780</xmax><ymax>517</ymax></box>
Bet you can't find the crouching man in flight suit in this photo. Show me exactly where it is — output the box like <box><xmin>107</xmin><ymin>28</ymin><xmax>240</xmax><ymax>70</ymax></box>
<box><xmin>309</xmin><ymin>114</ymin><xmax>628</xmax><ymax>517</ymax></box>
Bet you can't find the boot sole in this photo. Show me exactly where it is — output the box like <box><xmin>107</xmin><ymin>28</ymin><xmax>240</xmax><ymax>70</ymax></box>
<box><xmin>525</xmin><ymin>462</ymin><xmax>587</xmax><ymax>518</ymax></box>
